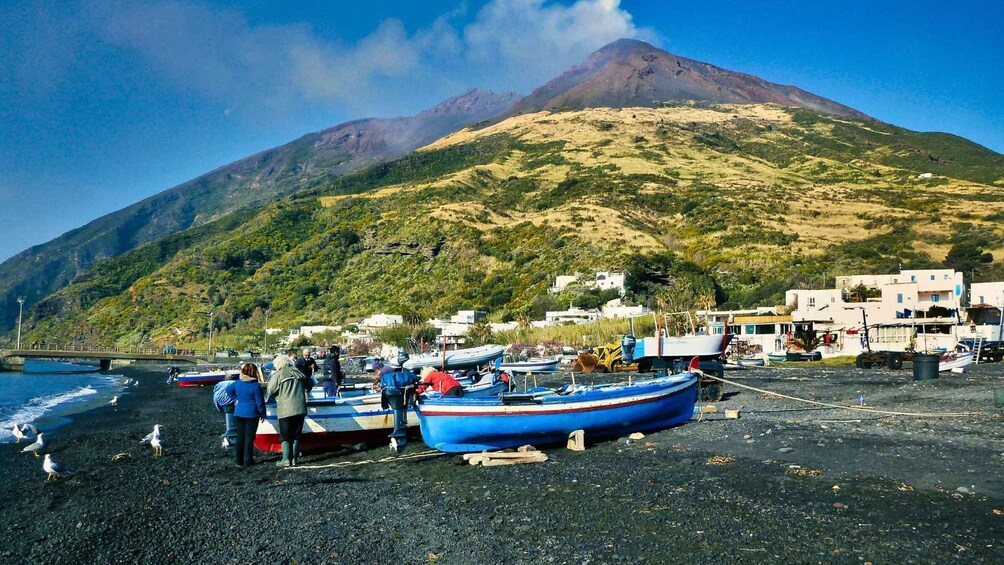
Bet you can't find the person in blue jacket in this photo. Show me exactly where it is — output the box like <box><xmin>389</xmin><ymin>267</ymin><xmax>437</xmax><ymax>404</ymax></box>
<box><xmin>227</xmin><ymin>363</ymin><xmax>267</xmax><ymax>467</ymax></box>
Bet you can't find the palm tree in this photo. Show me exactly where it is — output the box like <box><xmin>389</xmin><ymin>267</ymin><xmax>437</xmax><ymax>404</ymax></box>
<box><xmin>791</xmin><ymin>328</ymin><xmax>823</xmax><ymax>352</ymax></box>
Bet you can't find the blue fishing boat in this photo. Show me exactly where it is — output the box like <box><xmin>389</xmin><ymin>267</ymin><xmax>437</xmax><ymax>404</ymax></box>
<box><xmin>416</xmin><ymin>368</ymin><xmax>699</xmax><ymax>453</ymax></box>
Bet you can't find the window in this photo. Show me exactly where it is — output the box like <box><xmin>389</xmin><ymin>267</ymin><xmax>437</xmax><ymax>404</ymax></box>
<box><xmin>932</xmin><ymin>294</ymin><xmax>940</xmax><ymax>303</ymax></box>
<box><xmin>943</xmin><ymin>274</ymin><xmax>949</xmax><ymax>280</ymax></box>
<box><xmin>808</xmin><ymin>297</ymin><xmax>816</xmax><ymax>307</ymax></box>
<box><xmin>897</xmin><ymin>293</ymin><xmax>903</xmax><ymax>304</ymax></box>
<box><xmin>930</xmin><ymin>275</ymin><xmax>935</xmax><ymax>281</ymax></box>
<box><xmin>910</xmin><ymin>275</ymin><xmax>916</xmax><ymax>282</ymax></box>
<box><xmin>745</xmin><ymin>325</ymin><xmax>755</xmax><ymax>335</ymax></box>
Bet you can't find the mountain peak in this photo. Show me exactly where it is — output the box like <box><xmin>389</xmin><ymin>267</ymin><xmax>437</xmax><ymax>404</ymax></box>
<box><xmin>508</xmin><ymin>38</ymin><xmax>868</xmax><ymax>119</ymax></box>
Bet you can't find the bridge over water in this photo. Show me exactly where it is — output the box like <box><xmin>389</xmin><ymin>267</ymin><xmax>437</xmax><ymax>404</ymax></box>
<box><xmin>1</xmin><ymin>345</ymin><xmax>205</xmax><ymax>370</ymax></box>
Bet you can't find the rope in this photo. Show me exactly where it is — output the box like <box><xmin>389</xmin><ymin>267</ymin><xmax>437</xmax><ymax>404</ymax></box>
<box><xmin>289</xmin><ymin>449</ymin><xmax>445</xmax><ymax>470</ymax></box>
<box><xmin>700</xmin><ymin>372</ymin><xmax>981</xmax><ymax>418</ymax></box>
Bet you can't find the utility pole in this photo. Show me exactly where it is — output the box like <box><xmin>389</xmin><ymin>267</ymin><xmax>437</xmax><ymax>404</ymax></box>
<box><xmin>16</xmin><ymin>297</ymin><xmax>25</xmax><ymax>349</ymax></box>
<box><xmin>263</xmin><ymin>308</ymin><xmax>270</xmax><ymax>355</ymax></box>
<box><xmin>207</xmin><ymin>309</ymin><xmax>215</xmax><ymax>356</ymax></box>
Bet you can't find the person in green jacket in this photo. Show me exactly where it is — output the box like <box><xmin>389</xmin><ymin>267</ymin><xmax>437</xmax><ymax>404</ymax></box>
<box><xmin>265</xmin><ymin>352</ymin><xmax>314</xmax><ymax>466</ymax></box>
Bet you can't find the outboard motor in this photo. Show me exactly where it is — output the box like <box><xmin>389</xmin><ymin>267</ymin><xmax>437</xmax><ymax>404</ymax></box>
<box><xmin>380</xmin><ymin>370</ymin><xmax>420</xmax><ymax>453</ymax></box>
<box><xmin>621</xmin><ymin>334</ymin><xmax>637</xmax><ymax>366</ymax></box>
<box><xmin>396</xmin><ymin>350</ymin><xmax>410</xmax><ymax>368</ymax></box>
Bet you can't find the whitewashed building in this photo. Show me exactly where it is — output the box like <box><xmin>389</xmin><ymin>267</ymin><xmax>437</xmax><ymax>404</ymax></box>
<box><xmin>358</xmin><ymin>314</ymin><xmax>403</xmax><ymax>331</ymax></box>
<box><xmin>545</xmin><ymin>307</ymin><xmax>600</xmax><ymax>325</ymax></box>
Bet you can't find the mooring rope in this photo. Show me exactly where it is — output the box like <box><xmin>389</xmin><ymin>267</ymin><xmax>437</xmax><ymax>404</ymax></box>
<box><xmin>289</xmin><ymin>449</ymin><xmax>445</xmax><ymax>470</ymax></box>
<box><xmin>700</xmin><ymin>372</ymin><xmax>981</xmax><ymax>418</ymax></box>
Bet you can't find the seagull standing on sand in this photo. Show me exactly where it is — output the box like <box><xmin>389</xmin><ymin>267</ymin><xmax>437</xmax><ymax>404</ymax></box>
<box><xmin>140</xmin><ymin>425</ymin><xmax>163</xmax><ymax>456</ymax></box>
<box><xmin>43</xmin><ymin>454</ymin><xmax>70</xmax><ymax>481</ymax></box>
<box><xmin>22</xmin><ymin>432</ymin><xmax>44</xmax><ymax>457</ymax></box>
<box><xmin>12</xmin><ymin>423</ymin><xmax>25</xmax><ymax>443</ymax></box>
<box><xmin>151</xmin><ymin>435</ymin><xmax>164</xmax><ymax>457</ymax></box>
<box><xmin>12</xmin><ymin>423</ymin><xmax>38</xmax><ymax>444</ymax></box>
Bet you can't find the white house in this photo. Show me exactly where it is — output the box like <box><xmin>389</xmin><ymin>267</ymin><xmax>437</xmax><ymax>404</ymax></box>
<box><xmin>600</xmin><ymin>298</ymin><xmax>648</xmax><ymax>319</ymax></box>
<box><xmin>358</xmin><ymin>314</ymin><xmax>403</xmax><ymax>331</ymax></box>
<box><xmin>594</xmin><ymin>272</ymin><xmax>626</xmax><ymax>295</ymax></box>
<box><xmin>450</xmin><ymin>310</ymin><xmax>486</xmax><ymax>324</ymax></box>
<box><xmin>545</xmin><ymin>307</ymin><xmax>600</xmax><ymax>325</ymax></box>
<box><xmin>788</xmin><ymin>269</ymin><xmax>965</xmax><ymax>355</ymax></box>
<box><xmin>550</xmin><ymin>275</ymin><xmax>579</xmax><ymax>293</ymax></box>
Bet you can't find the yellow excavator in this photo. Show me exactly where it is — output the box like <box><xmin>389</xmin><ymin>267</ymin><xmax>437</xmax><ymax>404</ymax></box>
<box><xmin>572</xmin><ymin>340</ymin><xmax>638</xmax><ymax>373</ymax></box>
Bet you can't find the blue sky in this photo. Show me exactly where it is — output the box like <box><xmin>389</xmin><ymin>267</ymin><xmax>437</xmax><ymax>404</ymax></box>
<box><xmin>1</xmin><ymin>0</ymin><xmax>1001</xmax><ymax>262</ymax></box>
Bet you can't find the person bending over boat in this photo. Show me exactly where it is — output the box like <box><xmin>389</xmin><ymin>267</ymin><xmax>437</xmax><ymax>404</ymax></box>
<box><xmin>213</xmin><ymin>370</ymin><xmax>239</xmax><ymax>455</ymax></box>
<box><xmin>266</xmin><ymin>354</ymin><xmax>313</xmax><ymax>466</ymax></box>
<box><xmin>227</xmin><ymin>363</ymin><xmax>267</xmax><ymax>467</ymax></box>
<box><xmin>417</xmin><ymin>366</ymin><xmax>464</xmax><ymax>397</ymax></box>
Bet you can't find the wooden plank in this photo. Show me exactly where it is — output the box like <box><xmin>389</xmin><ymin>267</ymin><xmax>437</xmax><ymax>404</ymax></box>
<box><xmin>480</xmin><ymin>454</ymin><xmax>548</xmax><ymax>466</ymax></box>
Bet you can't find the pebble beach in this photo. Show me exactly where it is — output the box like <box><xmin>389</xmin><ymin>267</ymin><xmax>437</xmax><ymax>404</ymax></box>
<box><xmin>1</xmin><ymin>363</ymin><xmax>1003</xmax><ymax>564</ymax></box>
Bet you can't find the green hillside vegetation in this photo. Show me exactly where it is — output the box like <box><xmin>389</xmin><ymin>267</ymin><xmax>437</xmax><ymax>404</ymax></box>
<box><xmin>20</xmin><ymin>104</ymin><xmax>1004</xmax><ymax>350</ymax></box>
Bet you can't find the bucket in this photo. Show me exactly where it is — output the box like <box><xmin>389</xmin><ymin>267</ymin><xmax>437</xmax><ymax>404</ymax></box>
<box><xmin>912</xmin><ymin>354</ymin><xmax>940</xmax><ymax>381</ymax></box>
<box><xmin>994</xmin><ymin>388</ymin><xmax>1004</xmax><ymax>408</ymax></box>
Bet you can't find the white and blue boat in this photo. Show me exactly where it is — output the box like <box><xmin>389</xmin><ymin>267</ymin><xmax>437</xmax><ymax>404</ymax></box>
<box><xmin>403</xmin><ymin>344</ymin><xmax>504</xmax><ymax>371</ymax></box>
<box><xmin>416</xmin><ymin>368</ymin><xmax>699</xmax><ymax>453</ymax></box>
<box><xmin>497</xmin><ymin>357</ymin><xmax>560</xmax><ymax>374</ymax></box>
<box><xmin>255</xmin><ymin>377</ymin><xmax>509</xmax><ymax>453</ymax></box>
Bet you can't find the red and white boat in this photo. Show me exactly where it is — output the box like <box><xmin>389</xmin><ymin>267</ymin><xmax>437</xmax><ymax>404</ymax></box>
<box><xmin>939</xmin><ymin>347</ymin><xmax>975</xmax><ymax>372</ymax></box>
<box><xmin>176</xmin><ymin>368</ymin><xmax>240</xmax><ymax>387</ymax></box>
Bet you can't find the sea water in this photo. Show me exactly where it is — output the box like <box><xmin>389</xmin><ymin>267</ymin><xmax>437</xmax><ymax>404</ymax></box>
<box><xmin>0</xmin><ymin>370</ymin><xmax>124</xmax><ymax>443</ymax></box>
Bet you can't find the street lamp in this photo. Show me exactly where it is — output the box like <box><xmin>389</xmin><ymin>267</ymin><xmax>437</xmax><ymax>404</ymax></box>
<box><xmin>16</xmin><ymin>297</ymin><xmax>25</xmax><ymax>350</ymax></box>
<box><xmin>207</xmin><ymin>309</ymin><xmax>215</xmax><ymax>355</ymax></box>
<box><xmin>263</xmin><ymin>308</ymin><xmax>270</xmax><ymax>355</ymax></box>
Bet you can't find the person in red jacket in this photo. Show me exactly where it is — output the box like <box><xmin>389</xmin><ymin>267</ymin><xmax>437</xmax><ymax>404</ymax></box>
<box><xmin>417</xmin><ymin>366</ymin><xmax>464</xmax><ymax>397</ymax></box>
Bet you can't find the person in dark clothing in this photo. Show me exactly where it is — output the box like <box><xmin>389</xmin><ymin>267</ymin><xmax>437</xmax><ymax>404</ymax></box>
<box><xmin>325</xmin><ymin>346</ymin><xmax>344</xmax><ymax>391</ymax></box>
<box><xmin>295</xmin><ymin>347</ymin><xmax>319</xmax><ymax>381</ymax></box>
<box><xmin>226</xmin><ymin>363</ymin><xmax>267</xmax><ymax>467</ymax></box>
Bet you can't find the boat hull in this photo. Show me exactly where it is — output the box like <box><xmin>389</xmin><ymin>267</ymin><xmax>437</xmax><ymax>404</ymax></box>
<box><xmin>403</xmin><ymin>345</ymin><xmax>504</xmax><ymax>371</ymax></box>
<box><xmin>254</xmin><ymin>381</ymin><xmax>509</xmax><ymax>452</ymax></box>
<box><xmin>254</xmin><ymin>392</ymin><xmax>418</xmax><ymax>453</ymax></box>
<box><xmin>417</xmin><ymin>373</ymin><xmax>698</xmax><ymax>453</ymax></box>
<box><xmin>632</xmin><ymin>334</ymin><xmax>726</xmax><ymax>361</ymax></box>
<box><xmin>176</xmin><ymin>370</ymin><xmax>238</xmax><ymax>387</ymax></box>
<box><xmin>939</xmin><ymin>351</ymin><xmax>974</xmax><ymax>372</ymax></box>
<box><xmin>497</xmin><ymin>359</ymin><xmax>560</xmax><ymax>373</ymax></box>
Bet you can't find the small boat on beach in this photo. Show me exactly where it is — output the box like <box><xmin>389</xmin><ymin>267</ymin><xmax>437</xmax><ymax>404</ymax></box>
<box><xmin>254</xmin><ymin>377</ymin><xmax>509</xmax><ymax>453</ymax></box>
<box><xmin>416</xmin><ymin>366</ymin><xmax>700</xmax><ymax>453</ymax></box>
<box><xmin>403</xmin><ymin>344</ymin><xmax>504</xmax><ymax>371</ymax></box>
<box><xmin>176</xmin><ymin>368</ymin><xmax>240</xmax><ymax>387</ymax></box>
<box><xmin>939</xmin><ymin>348</ymin><xmax>974</xmax><ymax>372</ymax></box>
<box><xmin>497</xmin><ymin>358</ymin><xmax>560</xmax><ymax>374</ymax></box>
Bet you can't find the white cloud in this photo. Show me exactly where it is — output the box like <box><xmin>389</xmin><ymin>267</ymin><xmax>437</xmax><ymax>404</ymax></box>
<box><xmin>87</xmin><ymin>0</ymin><xmax>652</xmax><ymax>118</ymax></box>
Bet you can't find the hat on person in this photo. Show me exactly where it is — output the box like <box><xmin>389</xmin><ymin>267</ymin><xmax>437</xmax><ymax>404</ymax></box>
<box><xmin>420</xmin><ymin>366</ymin><xmax>435</xmax><ymax>379</ymax></box>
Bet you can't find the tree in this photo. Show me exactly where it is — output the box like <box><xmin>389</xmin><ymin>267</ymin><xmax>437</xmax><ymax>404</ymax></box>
<box><xmin>791</xmin><ymin>328</ymin><xmax>822</xmax><ymax>352</ymax></box>
<box><xmin>466</xmin><ymin>320</ymin><xmax>494</xmax><ymax>347</ymax></box>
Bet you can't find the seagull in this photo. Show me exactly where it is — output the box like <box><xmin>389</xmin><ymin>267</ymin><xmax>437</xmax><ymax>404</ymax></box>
<box><xmin>12</xmin><ymin>423</ymin><xmax>38</xmax><ymax>444</ymax></box>
<box><xmin>110</xmin><ymin>396</ymin><xmax>118</xmax><ymax>406</ymax></box>
<box><xmin>132</xmin><ymin>380</ymin><xmax>138</xmax><ymax>387</ymax></box>
<box><xmin>151</xmin><ymin>435</ymin><xmax>164</xmax><ymax>457</ymax></box>
<box><xmin>22</xmin><ymin>432</ymin><xmax>44</xmax><ymax>457</ymax></box>
<box><xmin>43</xmin><ymin>454</ymin><xmax>70</xmax><ymax>481</ymax></box>
<box><xmin>221</xmin><ymin>437</ymin><xmax>230</xmax><ymax>449</ymax></box>
<box><xmin>139</xmin><ymin>424</ymin><xmax>161</xmax><ymax>444</ymax></box>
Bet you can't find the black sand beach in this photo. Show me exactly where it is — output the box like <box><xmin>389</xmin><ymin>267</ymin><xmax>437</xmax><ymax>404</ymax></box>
<box><xmin>2</xmin><ymin>364</ymin><xmax>1003</xmax><ymax>564</ymax></box>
